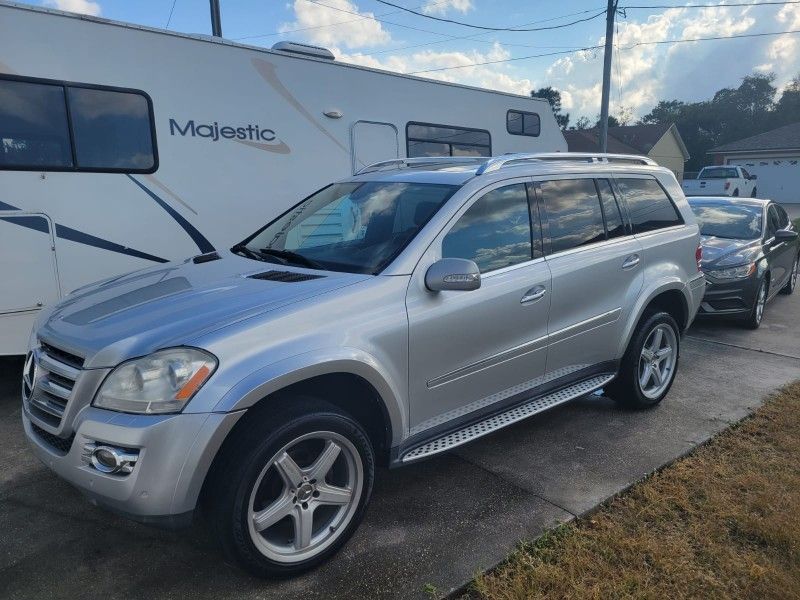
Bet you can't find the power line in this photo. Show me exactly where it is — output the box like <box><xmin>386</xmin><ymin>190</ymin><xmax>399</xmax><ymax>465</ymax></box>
<box><xmin>370</xmin><ymin>0</ymin><xmax>607</xmax><ymax>32</ymax></box>
<box><xmin>624</xmin><ymin>0</ymin><xmax>800</xmax><ymax>8</ymax></box>
<box><xmin>406</xmin><ymin>27</ymin><xmax>800</xmax><ymax>74</ymax></box>
<box><xmin>165</xmin><ymin>0</ymin><xmax>178</xmax><ymax>29</ymax></box>
<box><xmin>299</xmin><ymin>0</ymin><xmax>454</xmax><ymax>37</ymax></box>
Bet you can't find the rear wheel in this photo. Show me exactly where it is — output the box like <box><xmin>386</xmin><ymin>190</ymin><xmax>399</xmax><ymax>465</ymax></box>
<box><xmin>732</xmin><ymin>188</ymin><xmax>740</xmax><ymax>197</ymax></box>
<box><xmin>744</xmin><ymin>277</ymin><xmax>768</xmax><ymax>329</ymax></box>
<box><xmin>205</xmin><ymin>400</ymin><xmax>375</xmax><ymax>578</ymax></box>
<box><xmin>608</xmin><ymin>311</ymin><xmax>680</xmax><ymax>409</ymax></box>
<box><xmin>781</xmin><ymin>255</ymin><xmax>798</xmax><ymax>295</ymax></box>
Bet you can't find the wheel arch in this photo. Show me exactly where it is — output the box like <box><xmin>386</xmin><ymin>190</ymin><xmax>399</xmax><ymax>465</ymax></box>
<box><xmin>617</xmin><ymin>280</ymin><xmax>690</xmax><ymax>358</ymax></box>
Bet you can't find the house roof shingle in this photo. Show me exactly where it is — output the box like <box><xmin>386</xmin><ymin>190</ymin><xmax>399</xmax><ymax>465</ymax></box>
<box><xmin>709</xmin><ymin>122</ymin><xmax>800</xmax><ymax>153</ymax></box>
<box><xmin>563</xmin><ymin>123</ymin><xmax>688</xmax><ymax>160</ymax></box>
<box><xmin>607</xmin><ymin>123</ymin><xmax>672</xmax><ymax>154</ymax></box>
<box><xmin>563</xmin><ymin>129</ymin><xmax>641</xmax><ymax>154</ymax></box>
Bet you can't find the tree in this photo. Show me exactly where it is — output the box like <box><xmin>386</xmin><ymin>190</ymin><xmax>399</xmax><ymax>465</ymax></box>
<box><xmin>595</xmin><ymin>114</ymin><xmax>620</xmax><ymax>128</ymax></box>
<box><xmin>572</xmin><ymin>116</ymin><xmax>591</xmax><ymax>130</ymax></box>
<box><xmin>772</xmin><ymin>75</ymin><xmax>800</xmax><ymax>128</ymax></box>
<box><xmin>532</xmin><ymin>86</ymin><xmax>570</xmax><ymax>130</ymax></box>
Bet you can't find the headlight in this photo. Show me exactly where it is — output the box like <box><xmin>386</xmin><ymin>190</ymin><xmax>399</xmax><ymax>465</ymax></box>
<box><xmin>94</xmin><ymin>348</ymin><xmax>217</xmax><ymax>414</ymax></box>
<box><xmin>707</xmin><ymin>263</ymin><xmax>756</xmax><ymax>280</ymax></box>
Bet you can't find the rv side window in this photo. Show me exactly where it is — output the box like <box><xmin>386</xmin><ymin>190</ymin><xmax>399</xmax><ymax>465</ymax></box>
<box><xmin>0</xmin><ymin>79</ymin><xmax>73</xmax><ymax>168</ymax></box>
<box><xmin>506</xmin><ymin>110</ymin><xmax>540</xmax><ymax>137</ymax></box>
<box><xmin>0</xmin><ymin>75</ymin><xmax>157</xmax><ymax>173</ymax></box>
<box><xmin>406</xmin><ymin>122</ymin><xmax>491</xmax><ymax>158</ymax></box>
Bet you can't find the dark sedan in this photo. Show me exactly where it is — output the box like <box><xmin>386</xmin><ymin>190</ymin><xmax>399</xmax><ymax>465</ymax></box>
<box><xmin>688</xmin><ymin>197</ymin><xmax>799</xmax><ymax>328</ymax></box>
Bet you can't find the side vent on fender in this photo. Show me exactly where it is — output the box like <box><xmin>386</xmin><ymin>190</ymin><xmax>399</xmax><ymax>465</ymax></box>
<box><xmin>248</xmin><ymin>270</ymin><xmax>325</xmax><ymax>283</ymax></box>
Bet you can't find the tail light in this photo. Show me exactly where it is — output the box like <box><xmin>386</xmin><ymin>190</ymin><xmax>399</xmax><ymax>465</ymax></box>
<box><xmin>724</xmin><ymin>181</ymin><xmax>731</xmax><ymax>190</ymax></box>
<box><xmin>696</xmin><ymin>244</ymin><xmax>703</xmax><ymax>271</ymax></box>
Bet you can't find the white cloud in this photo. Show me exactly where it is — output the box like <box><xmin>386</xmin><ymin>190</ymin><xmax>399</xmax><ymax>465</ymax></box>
<box><xmin>44</xmin><ymin>0</ymin><xmax>100</xmax><ymax>16</ymax></box>
<box><xmin>422</xmin><ymin>0</ymin><xmax>473</xmax><ymax>16</ymax></box>
<box><xmin>337</xmin><ymin>42</ymin><xmax>535</xmax><ymax>96</ymax></box>
<box><xmin>280</xmin><ymin>0</ymin><xmax>390</xmax><ymax>49</ymax></box>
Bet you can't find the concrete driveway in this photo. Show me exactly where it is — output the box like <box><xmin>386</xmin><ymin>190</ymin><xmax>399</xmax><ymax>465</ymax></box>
<box><xmin>2</xmin><ymin>292</ymin><xmax>799</xmax><ymax>600</ymax></box>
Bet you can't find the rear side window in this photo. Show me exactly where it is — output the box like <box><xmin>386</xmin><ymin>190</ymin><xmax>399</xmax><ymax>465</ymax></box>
<box><xmin>407</xmin><ymin>122</ymin><xmax>491</xmax><ymax>158</ymax></box>
<box><xmin>443</xmin><ymin>183</ymin><xmax>533</xmax><ymax>272</ymax></box>
<box><xmin>506</xmin><ymin>110</ymin><xmax>540</xmax><ymax>137</ymax></box>
<box><xmin>616</xmin><ymin>177</ymin><xmax>683</xmax><ymax>234</ymax></box>
<box><xmin>596</xmin><ymin>179</ymin><xmax>626</xmax><ymax>239</ymax></box>
<box><xmin>539</xmin><ymin>178</ymin><xmax>605</xmax><ymax>253</ymax></box>
<box><xmin>0</xmin><ymin>75</ymin><xmax>157</xmax><ymax>173</ymax></box>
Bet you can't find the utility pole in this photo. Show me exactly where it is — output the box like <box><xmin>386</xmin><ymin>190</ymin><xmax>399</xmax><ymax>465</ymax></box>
<box><xmin>210</xmin><ymin>0</ymin><xmax>223</xmax><ymax>37</ymax></box>
<box><xmin>598</xmin><ymin>0</ymin><xmax>617</xmax><ymax>152</ymax></box>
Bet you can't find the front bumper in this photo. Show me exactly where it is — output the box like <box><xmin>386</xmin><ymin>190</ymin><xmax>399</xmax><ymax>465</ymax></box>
<box><xmin>697</xmin><ymin>272</ymin><xmax>760</xmax><ymax>318</ymax></box>
<box><xmin>23</xmin><ymin>403</ymin><xmax>244</xmax><ymax>526</ymax></box>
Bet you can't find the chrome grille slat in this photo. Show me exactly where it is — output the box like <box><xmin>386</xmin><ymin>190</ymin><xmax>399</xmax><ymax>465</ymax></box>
<box><xmin>29</xmin><ymin>389</ymin><xmax>66</xmax><ymax>418</ymax></box>
<box><xmin>39</xmin><ymin>377</ymin><xmax>72</xmax><ymax>399</ymax></box>
<box><xmin>38</xmin><ymin>352</ymin><xmax>80</xmax><ymax>381</ymax></box>
<box><xmin>25</xmin><ymin>341</ymin><xmax>84</xmax><ymax>431</ymax></box>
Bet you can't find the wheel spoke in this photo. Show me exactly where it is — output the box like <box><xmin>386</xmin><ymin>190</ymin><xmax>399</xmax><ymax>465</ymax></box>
<box><xmin>639</xmin><ymin>363</ymin><xmax>653</xmax><ymax>389</ymax></box>
<box><xmin>651</xmin><ymin>364</ymin><xmax>663</xmax><ymax>386</ymax></box>
<box><xmin>274</xmin><ymin>452</ymin><xmax>305</xmax><ymax>488</ymax></box>
<box><xmin>307</xmin><ymin>440</ymin><xmax>342</xmax><ymax>482</ymax></box>
<box><xmin>650</xmin><ymin>328</ymin><xmax>663</xmax><ymax>353</ymax></box>
<box><xmin>641</xmin><ymin>348</ymin><xmax>655</xmax><ymax>362</ymax></box>
<box><xmin>315</xmin><ymin>482</ymin><xmax>353</xmax><ymax>506</ymax></box>
<box><xmin>292</xmin><ymin>508</ymin><xmax>314</xmax><ymax>550</ymax></box>
<box><xmin>253</xmin><ymin>494</ymin><xmax>294</xmax><ymax>532</ymax></box>
<box><xmin>656</xmin><ymin>346</ymin><xmax>672</xmax><ymax>361</ymax></box>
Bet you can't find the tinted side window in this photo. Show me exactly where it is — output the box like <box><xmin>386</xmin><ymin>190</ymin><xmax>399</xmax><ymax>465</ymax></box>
<box><xmin>0</xmin><ymin>79</ymin><xmax>72</xmax><ymax>168</ymax></box>
<box><xmin>596</xmin><ymin>179</ymin><xmax>626</xmax><ymax>239</ymax></box>
<box><xmin>766</xmin><ymin>206</ymin><xmax>780</xmax><ymax>237</ymax></box>
<box><xmin>407</xmin><ymin>122</ymin><xmax>491</xmax><ymax>157</ymax></box>
<box><xmin>68</xmin><ymin>87</ymin><xmax>155</xmax><ymax>170</ymax></box>
<box><xmin>443</xmin><ymin>184</ymin><xmax>533</xmax><ymax>272</ymax></box>
<box><xmin>616</xmin><ymin>178</ymin><xmax>683</xmax><ymax>233</ymax></box>
<box><xmin>539</xmin><ymin>178</ymin><xmax>605</xmax><ymax>253</ymax></box>
<box><xmin>506</xmin><ymin>110</ymin><xmax>540</xmax><ymax>137</ymax></box>
<box><xmin>775</xmin><ymin>204</ymin><xmax>790</xmax><ymax>228</ymax></box>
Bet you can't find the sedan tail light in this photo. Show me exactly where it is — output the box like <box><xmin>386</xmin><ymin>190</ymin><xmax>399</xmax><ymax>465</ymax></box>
<box><xmin>724</xmin><ymin>181</ymin><xmax>731</xmax><ymax>190</ymax></box>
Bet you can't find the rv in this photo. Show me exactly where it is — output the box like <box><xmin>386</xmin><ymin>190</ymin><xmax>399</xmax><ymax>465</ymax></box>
<box><xmin>0</xmin><ymin>1</ymin><xmax>566</xmax><ymax>354</ymax></box>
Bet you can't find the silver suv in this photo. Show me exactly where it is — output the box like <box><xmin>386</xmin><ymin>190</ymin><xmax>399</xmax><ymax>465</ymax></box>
<box><xmin>22</xmin><ymin>153</ymin><xmax>705</xmax><ymax>577</ymax></box>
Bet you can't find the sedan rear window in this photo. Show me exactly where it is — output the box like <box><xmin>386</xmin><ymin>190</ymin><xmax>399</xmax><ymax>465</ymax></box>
<box><xmin>699</xmin><ymin>167</ymin><xmax>738</xmax><ymax>179</ymax></box>
<box><xmin>688</xmin><ymin>202</ymin><xmax>762</xmax><ymax>240</ymax></box>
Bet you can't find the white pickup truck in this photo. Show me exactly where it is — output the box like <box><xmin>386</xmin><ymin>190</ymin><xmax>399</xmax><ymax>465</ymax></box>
<box><xmin>682</xmin><ymin>166</ymin><xmax>758</xmax><ymax>198</ymax></box>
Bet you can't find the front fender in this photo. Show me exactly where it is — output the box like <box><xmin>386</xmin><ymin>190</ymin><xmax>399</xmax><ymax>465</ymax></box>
<box><xmin>210</xmin><ymin>347</ymin><xmax>407</xmax><ymax>446</ymax></box>
<box><xmin>617</xmin><ymin>277</ymin><xmax>693</xmax><ymax>358</ymax></box>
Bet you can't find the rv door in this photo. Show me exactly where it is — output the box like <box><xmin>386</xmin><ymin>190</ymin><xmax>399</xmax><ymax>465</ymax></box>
<box><xmin>351</xmin><ymin>121</ymin><xmax>399</xmax><ymax>174</ymax></box>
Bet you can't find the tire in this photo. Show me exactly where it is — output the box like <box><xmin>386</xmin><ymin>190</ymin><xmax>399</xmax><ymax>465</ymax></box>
<box><xmin>751</xmin><ymin>187</ymin><xmax>758</xmax><ymax>198</ymax></box>
<box><xmin>732</xmin><ymin>188</ymin><xmax>740</xmax><ymax>197</ymax></box>
<box><xmin>781</xmin><ymin>255</ymin><xmax>798</xmax><ymax>295</ymax></box>
<box><xmin>744</xmin><ymin>277</ymin><xmax>768</xmax><ymax>329</ymax></box>
<box><xmin>204</xmin><ymin>398</ymin><xmax>375</xmax><ymax>578</ymax></box>
<box><xmin>607</xmin><ymin>311</ymin><xmax>680</xmax><ymax>409</ymax></box>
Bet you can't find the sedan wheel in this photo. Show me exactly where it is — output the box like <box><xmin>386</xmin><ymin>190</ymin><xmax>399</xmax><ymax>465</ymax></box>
<box><xmin>247</xmin><ymin>431</ymin><xmax>363</xmax><ymax>564</ymax></box>
<box><xmin>637</xmin><ymin>324</ymin><xmax>677</xmax><ymax>400</ymax></box>
<box><xmin>746</xmin><ymin>279</ymin><xmax>767</xmax><ymax>329</ymax></box>
<box><xmin>782</xmin><ymin>256</ymin><xmax>798</xmax><ymax>295</ymax></box>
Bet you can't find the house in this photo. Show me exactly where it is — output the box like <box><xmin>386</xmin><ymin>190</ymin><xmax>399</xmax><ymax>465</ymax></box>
<box><xmin>708</xmin><ymin>122</ymin><xmax>800</xmax><ymax>204</ymax></box>
<box><xmin>564</xmin><ymin>123</ymin><xmax>690</xmax><ymax>180</ymax></box>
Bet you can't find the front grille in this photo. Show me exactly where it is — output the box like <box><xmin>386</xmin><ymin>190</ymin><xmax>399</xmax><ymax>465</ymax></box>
<box><xmin>40</xmin><ymin>341</ymin><xmax>84</xmax><ymax>369</ymax></box>
<box><xmin>30</xmin><ymin>422</ymin><xmax>76</xmax><ymax>454</ymax></box>
<box><xmin>249</xmin><ymin>270</ymin><xmax>325</xmax><ymax>283</ymax></box>
<box><xmin>24</xmin><ymin>341</ymin><xmax>83</xmax><ymax>428</ymax></box>
<box><xmin>708</xmin><ymin>298</ymin><xmax>747</xmax><ymax>310</ymax></box>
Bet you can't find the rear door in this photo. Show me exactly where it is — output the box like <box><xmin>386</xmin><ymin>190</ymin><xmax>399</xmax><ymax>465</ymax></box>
<box><xmin>536</xmin><ymin>176</ymin><xmax>643</xmax><ymax>379</ymax></box>
<box><xmin>350</xmin><ymin>121</ymin><xmax>399</xmax><ymax>174</ymax></box>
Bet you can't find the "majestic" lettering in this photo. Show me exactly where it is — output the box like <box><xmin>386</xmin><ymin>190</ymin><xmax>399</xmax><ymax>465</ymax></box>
<box><xmin>169</xmin><ymin>119</ymin><xmax>277</xmax><ymax>142</ymax></box>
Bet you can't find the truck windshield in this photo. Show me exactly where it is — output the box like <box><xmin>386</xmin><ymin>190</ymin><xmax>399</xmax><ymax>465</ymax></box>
<box><xmin>689</xmin><ymin>202</ymin><xmax>763</xmax><ymax>240</ymax></box>
<box><xmin>699</xmin><ymin>167</ymin><xmax>738</xmax><ymax>179</ymax></box>
<box><xmin>236</xmin><ymin>181</ymin><xmax>459</xmax><ymax>274</ymax></box>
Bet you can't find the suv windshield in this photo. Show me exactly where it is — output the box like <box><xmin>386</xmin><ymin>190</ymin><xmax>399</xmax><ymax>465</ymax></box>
<box><xmin>236</xmin><ymin>181</ymin><xmax>459</xmax><ymax>274</ymax></box>
<box><xmin>699</xmin><ymin>167</ymin><xmax>738</xmax><ymax>179</ymax></box>
<box><xmin>689</xmin><ymin>201</ymin><xmax>763</xmax><ymax>240</ymax></box>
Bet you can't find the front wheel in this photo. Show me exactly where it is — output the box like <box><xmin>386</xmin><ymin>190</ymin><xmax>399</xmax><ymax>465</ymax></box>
<box><xmin>751</xmin><ymin>187</ymin><xmax>758</xmax><ymax>198</ymax></box>
<box><xmin>732</xmin><ymin>188</ymin><xmax>740</xmax><ymax>197</ymax></box>
<box><xmin>205</xmin><ymin>401</ymin><xmax>375</xmax><ymax>578</ymax></box>
<box><xmin>781</xmin><ymin>255</ymin><xmax>798</xmax><ymax>295</ymax></box>
<box><xmin>744</xmin><ymin>277</ymin><xmax>768</xmax><ymax>329</ymax></box>
<box><xmin>608</xmin><ymin>311</ymin><xmax>680</xmax><ymax>409</ymax></box>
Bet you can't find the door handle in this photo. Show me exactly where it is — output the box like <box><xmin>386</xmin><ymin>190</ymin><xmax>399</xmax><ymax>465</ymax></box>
<box><xmin>622</xmin><ymin>254</ymin><xmax>641</xmax><ymax>270</ymax></box>
<box><xmin>521</xmin><ymin>286</ymin><xmax>547</xmax><ymax>304</ymax></box>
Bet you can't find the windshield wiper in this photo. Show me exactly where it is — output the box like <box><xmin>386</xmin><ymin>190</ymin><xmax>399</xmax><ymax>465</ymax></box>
<box><xmin>257</xmin><ymin>248</ymin><xmax>324</xmax><ymax>270</ymax></box>
<box><xmin>231</xmin><ymin>243</ymin><xmax>266</xmax><ymax>261</ymax></box>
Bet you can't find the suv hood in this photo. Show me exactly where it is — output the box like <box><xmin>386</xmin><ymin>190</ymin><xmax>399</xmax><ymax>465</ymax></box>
<box><xmin>699</xmin><ymin>235</ymin><xmax>761</xmax><ymax>269</ymax></box>
<box><xmin>37</xmin><ymin>253</ymin><xmax>370</xmax><ymax>368</ymax></box>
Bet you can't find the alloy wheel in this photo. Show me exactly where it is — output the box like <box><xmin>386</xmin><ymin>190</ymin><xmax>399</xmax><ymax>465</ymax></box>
<box><xmin>755</xmin><ymin>280</ymin><xmax>767</xmax><ymax>324</ymax></box>
<box><xmin>638</xmin><ymin>324</ymin><xmax>678</xmax><ymax>399</ymax></box>
<box><xmin>791</xmin><ymin>258</ymin><xmax>798</xmax><ymax>292</ymax></box>
<box><xmin>247</xmin><ymin>431</ymin><xmax>363</xmax><ymax>564</ymax></box>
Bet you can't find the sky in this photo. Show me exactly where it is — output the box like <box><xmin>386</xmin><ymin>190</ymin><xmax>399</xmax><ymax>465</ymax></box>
<box><xmin>35</xmin><ymin>0</ymin><xmax>800</xmax><ymax>122</ymax></box>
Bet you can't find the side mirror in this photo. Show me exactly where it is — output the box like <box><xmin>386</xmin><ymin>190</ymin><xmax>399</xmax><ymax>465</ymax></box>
<box><xmin>775</xmin><ymin>228</ymin><xmax>798</xmax><ymax>241</ymax></box>
<box><xmin>750</xmin><ymin>174</ymin><xmax>758</xmax><ymax>180</ymax></box>
<box><xmin>425</xmin><ymin>258</ymin><xmax>481</xmax><ymax>292</ymax></box>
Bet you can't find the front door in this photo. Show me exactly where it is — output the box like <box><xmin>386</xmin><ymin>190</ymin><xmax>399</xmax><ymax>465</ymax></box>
<box><xmin>765</xmin><ymin>204</ymin><xmax>795</xmax><ymax>290</ymax></box>
<box><xmin>406</xmin><ymin>181</ymin><xmax>551</xmax><ymax>436</ymax></box>
<box><xmin>350</xmin><ymin>121</ymin><xmax>398</xmax><ymax>174</ymax></box>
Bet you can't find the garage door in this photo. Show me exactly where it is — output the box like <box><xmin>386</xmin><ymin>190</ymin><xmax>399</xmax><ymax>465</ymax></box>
<box><xmin>728</xmin><ymin>156</ymin><xmax>800</xmax><ymax>204</ymax></box>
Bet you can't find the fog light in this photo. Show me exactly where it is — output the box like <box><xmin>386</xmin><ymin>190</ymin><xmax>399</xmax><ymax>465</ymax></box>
<box><xmin>82</xmin><ymin>442</ymin><xmax>139</xmax><ymax>474</ymax></box>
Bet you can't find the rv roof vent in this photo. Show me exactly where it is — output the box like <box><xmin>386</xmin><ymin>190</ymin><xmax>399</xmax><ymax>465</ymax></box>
<box><xmin>248</xmin><ymin>270</ymin><xmax>325</xmax><ymax>283</ymax></box>
<box><xmin>271</xmin><ymin>41</ymin><xmax>335</xmax><ymax>60</ymax></box>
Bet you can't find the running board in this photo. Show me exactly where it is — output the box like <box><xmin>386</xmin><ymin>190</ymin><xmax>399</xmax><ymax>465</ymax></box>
<box><xmin>401</xmin><ymin>373</ymin><xmax>615</xmax><ymax>463</ymax></box>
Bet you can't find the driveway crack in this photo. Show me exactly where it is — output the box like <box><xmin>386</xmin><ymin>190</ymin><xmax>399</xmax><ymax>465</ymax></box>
<box><xmin>686</xmin><ymin>335</ymin><xmax>800</xmax><ymax>361</ymax></box>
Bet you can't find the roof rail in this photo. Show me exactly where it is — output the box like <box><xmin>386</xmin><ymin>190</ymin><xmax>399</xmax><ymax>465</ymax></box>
<box><xmin>355</xmin><ymin>156</ymin><xmax>485</xmax><ymax>175</ymax></box>
<box><xmin>475</xmin><ymin>152</ymin><xmax>657</xmax><ymax>175</ymax></box>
